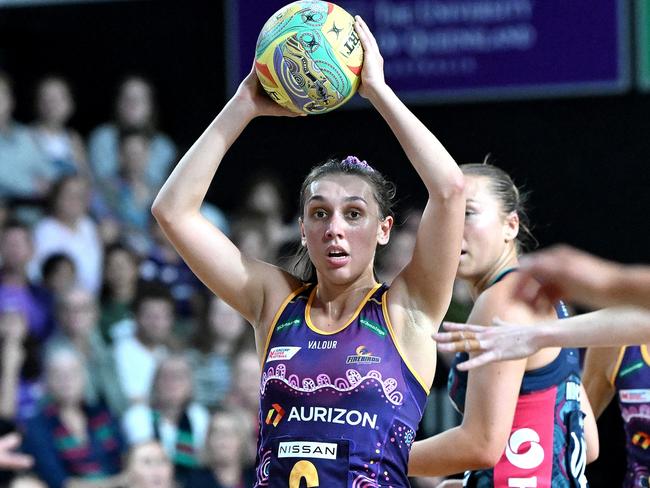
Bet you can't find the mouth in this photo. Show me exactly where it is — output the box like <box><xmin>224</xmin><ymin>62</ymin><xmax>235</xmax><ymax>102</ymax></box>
<box><xmin>325</xmin><ymin>247</ymin><xmax>350</xmax><ymax>267</ymax></box>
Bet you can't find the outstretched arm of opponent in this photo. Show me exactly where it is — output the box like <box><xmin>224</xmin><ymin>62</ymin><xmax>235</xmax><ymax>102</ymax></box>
<box><xmin>435</xmin><ymin>307</ymin><xmax>650</xmax><ymax>370</ymax></box>
<box><xmin>514</xmin><ymin>245</ymin><xmax>650</xmax><ymax>311</ymax></box>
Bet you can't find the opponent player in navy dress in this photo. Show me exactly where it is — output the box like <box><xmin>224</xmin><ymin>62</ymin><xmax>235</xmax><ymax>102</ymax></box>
<box><xmin>408</xmin><ymin>163</ymin><xmax>599</xmax><ymax>487</ymax></box>
<box><xmin>152</xmin><ymin>16</ymin><xmax>465</xmax><ymax>487</ymax></box>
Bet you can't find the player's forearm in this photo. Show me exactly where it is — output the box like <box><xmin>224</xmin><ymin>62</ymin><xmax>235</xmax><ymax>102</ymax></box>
<box><xmin>603</xmin><ymin>264</ymin><xmax>650</xmax><ymax>309</ymax></box>
<box><xmin>408</xmin><ymin>426</ymin><xmax>500</xmax><ymax>477</ymax></box>
<box><xmin>538</xmin><ymin>307</ymin><xmax>650</xmax><ymax>349</ymax></box>
<box><xmin>366</xmin><ymin>85</ymin><xmax>463</xmax><ymax>199</ymax></box>
<box><xmin>152</xmin><ymin>97</ymin><xmax>255</xmax><ymax>221</ymax></box>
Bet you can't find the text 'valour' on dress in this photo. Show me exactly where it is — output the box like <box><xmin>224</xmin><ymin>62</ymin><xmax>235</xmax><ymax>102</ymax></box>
<box><xmin>255</xmin><ymin>283</ymin><xmax>429</xmax><ymax>488</ymax></box>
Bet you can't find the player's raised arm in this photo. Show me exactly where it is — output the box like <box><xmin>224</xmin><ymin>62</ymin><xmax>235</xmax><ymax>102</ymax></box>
<box><xmin>354</xmin><ymin>16</ymin><xmax>465</xmax><ymax>323</ymax></box>
<box><xmin>152</xmin><ymin>65</ymin><xmax>301</xmax><ymax>327</ymax></box>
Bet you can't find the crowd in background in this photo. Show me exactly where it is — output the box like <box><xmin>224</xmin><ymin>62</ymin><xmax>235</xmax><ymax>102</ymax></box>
<box><xmin>0</xmin><ymin>71</ymin><xmax>470</xmax><ymax>488</ymax></box>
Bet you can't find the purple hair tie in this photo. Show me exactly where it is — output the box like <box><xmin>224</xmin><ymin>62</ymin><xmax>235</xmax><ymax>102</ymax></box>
<box><xmin>341</xmin><ymin>155</ymin><xmax>375</xmax><ymax>173</ymax></box>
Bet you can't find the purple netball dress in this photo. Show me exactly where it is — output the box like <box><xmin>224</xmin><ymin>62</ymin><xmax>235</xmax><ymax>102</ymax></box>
<box><xmin>612</xmin><ymin>345</ymin><xmax>650</xmax><ymax>488</ymax></box>
<box><xmin>254</xmin><ymin>283</ymin><xmax>429</xmax><ymax>488</ymax></box>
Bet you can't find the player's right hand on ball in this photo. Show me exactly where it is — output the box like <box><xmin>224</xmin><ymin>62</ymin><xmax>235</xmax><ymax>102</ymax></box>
<box><xmin>235</xmin><ymin>63</ymin><xmax>304</xmax><ymax>118</ymax></box>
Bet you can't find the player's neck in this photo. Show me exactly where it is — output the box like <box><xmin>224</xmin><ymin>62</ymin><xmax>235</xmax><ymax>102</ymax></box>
<box><xmin>472</xmin><ymin>247</ymin><xmax>519</xmax><ymax>298</ymax></box>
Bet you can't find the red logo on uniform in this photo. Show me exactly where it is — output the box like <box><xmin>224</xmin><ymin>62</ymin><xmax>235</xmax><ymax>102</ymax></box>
<box><xmin>266</xmin><ymin>403</ymin><xmax>285</xmax><ymax>427</ymax></box>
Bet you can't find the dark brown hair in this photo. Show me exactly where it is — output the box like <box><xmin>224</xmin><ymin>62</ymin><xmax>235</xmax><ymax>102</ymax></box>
<box><xmin>293</xmin><ymin>157</ymin><xmax>396</xmax><ymax>282</ymax></box>
<box><xmin>461</xmin><ymin>159</ymin><xmax>537</xmax><ymax>252</ymax></box>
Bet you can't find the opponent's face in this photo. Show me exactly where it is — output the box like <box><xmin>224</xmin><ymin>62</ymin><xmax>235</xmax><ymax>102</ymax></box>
<box><xmin>458</xmin><ymin>176</ymin><xmax>518</xmax><ymax>280</ymax></box>
<box><xmin>301</xmin><ymin>174</ymin><xmax>392</xmax><ymax>285</ymax></box>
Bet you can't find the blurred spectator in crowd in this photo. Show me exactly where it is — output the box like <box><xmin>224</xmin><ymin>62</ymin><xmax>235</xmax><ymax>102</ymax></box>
<box><xmin>30</xmin><ymin>76</ymin><xmax>89</xmax><ymax>179</ymax></box>
<box><xmin>122</xmin><ymin>355</ymin><xmax>210</xmax><ymax>481</ymax></box>
<box><xmin>92</xmin><ymin>130</ymin><xmax>157</xmax><ymax>255</ymax></box>
<box><xmin>186</xmin><ymin>409</ymin><xmax>256</xmax><ymax>488</ymax></box>
<box><xmin>123</xmin><ymin>441</ymin><xmax>174</xmax><ymax>488</ymax></box>
<box><xmin>377</xmin><ymin>219</ymin><xmax>418</xmax><ymax>283</ymax></box>
<box><xmin>0</xmin><ymin>72</ymin><xmax>53</xmax><ymax>201</ymax></box>
<box><xmin>139</xmin><ymin>223</ymin><xmax>204</xmax><ymax>324</ymax></box>
<box><xmin>30</xmin><ymin>176</ymin><xmax>103</xmax><ymax>293</ymax></box>
<box><xmin>8</xmin><ymin>473</ymin><xmax>46</xmax><ymax>488</ymax></box>
<box><xmin>45</xmin><ymin>288</ymin><xmax>126</xmax><ymax>415</ymax></box>
<box><xmin>0</xmin><ymin>308</ymin><xmax>43</xmax><ymax>422</ymax></box>
<box><xmin>0</xmin><ymin>219</ymin><xmax>54</xmax><ymax>341</ymax></box>
<box><xmin>0</xmin><ymin>309</ymin><xmax>33</xmax><ymax>485</ymax></box>
<box><xmin>223</xmin><ymin>348</ymin><xmax>260</xmax><ymax>467</ymax></box>
<box><xmin>112</xmin><ymin>282</ymin><xmax>175</xmax><ymax>406</ymax></box>
<box><xmin>87</xmin><ymin>76</ymin><xmax>176</xmax><ymax>189</ymax></box>
<box><xmin>232</xmin><ymin>173</ymin><xmax>297</xmax><ymax>265</ymax></box>
<box><xmin>186</xmin><ymin>294</ymin><xmax>253</xmax><ymax>410</ymax></box>
<box><xmin>122</xmin><ymin>355</ymin><xmax>209</xmax><ymax>483</ymax></box>
<box><xmin>0</xmin><ymin>311</ymin><xmax>29</xmax><ymax>421</ymax></box>
<box><xmin>40</xmin><ymin>253</ymin><xmax>76</xmax><ymax>302</ymax></box>
<box><xmin>98</xmin><ymin>244</ymin><xmax>138</xmax><ymax>344</ymax></box>
<box><xmin>21</xmin><ymin>348</ymin><xmax>124</xmax><ymax>488</ymax></box>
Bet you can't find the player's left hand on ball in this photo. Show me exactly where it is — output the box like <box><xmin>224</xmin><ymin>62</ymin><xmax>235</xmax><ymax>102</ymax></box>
<box><xmin>353</xmin><ymin>15</ymin><xmax>386</xmax><ymax>98</ymax></box>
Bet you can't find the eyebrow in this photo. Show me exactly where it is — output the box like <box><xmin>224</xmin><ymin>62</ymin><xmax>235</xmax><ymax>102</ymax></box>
<box><xmin>307</xmin><ymin>195</ymin><xmax>369</xmax><ymax>204</ymax></box>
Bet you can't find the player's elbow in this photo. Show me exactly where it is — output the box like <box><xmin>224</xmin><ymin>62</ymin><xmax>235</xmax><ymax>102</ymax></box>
<box><xmin>438</xmin><ymin>171</ymin><xmax>466</xmax><ymax>202</ymax></box>
<box><xmin>586</xmin><ymin>437</ymin><xmax>599</xmax><ymax>464</ymax></box>
<box><xmin>461</xmin><ymin>426</ymin><xmax>505</xmax><ymax>469</ymax></box>
<box><xmin>151</xmin><ymin>195</ymin><xmax>176</xmax><ymax>228</ymax></box>
<box><xmin>473</xmin><ymin>442</ymin><xmax>504</xmax><ymax>469</ymax></box>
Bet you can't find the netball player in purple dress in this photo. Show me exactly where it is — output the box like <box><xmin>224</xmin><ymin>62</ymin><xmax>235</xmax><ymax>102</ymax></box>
<box><xmin>152</xmin><ymin>17</ymin><xmax>465</xmax><ymax>488</ymax></box>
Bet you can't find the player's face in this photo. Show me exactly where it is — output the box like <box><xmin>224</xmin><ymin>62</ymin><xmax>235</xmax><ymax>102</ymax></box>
<box><xmin>458</xmin><ymin>176</ymin><xmax>513</xmax><ymax>280</ymax></box>
<box><xmin>301</xmin><ymin>174</ymin><xmax>391</xmax><ymax>285</ymax></box>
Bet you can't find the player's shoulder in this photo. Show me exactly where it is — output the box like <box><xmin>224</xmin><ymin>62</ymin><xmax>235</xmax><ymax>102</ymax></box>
<box><xmin>471</xmin><ymin>274</ymin><xmax>538</xmax><ymax>325</ymax></box>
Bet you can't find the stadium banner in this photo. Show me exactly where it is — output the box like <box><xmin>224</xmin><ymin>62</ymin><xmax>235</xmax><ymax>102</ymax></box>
<box><xmin>226</xmin><ymin>0</ymin><xmax>630</xmax><ymax>103</ymax></box>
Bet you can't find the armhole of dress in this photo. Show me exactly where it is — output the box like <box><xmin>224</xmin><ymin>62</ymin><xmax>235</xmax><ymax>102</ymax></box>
<box><xmin>381</xmin><ymin>289</ymin><xmax>431</xmax><ymax>395</ymax></box>
<box><xmin>260</xmin><ymin>284</ymin><xmax>311</xmax><ymax>366</ymax></box>
<box><xmin>608</xmin><ymin>346</ymin><xmax>628</xmax><ymax>387</ymax></box>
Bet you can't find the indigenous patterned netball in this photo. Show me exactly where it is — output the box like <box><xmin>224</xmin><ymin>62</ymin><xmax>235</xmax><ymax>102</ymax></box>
<box><xmin>448</xmin><ymin>300</ymin><xmax>589</xmax><ymax>487</ymax></box>
<box><xmin>255</xmin><ymin>1</ymin><xmax>363</xmax><ymax>114</ymax></box>
<box><xmin>611</xmin><ymin>345</ymin><xmax>650</xmax><ymax>488</ymax></box>
<box><xmin>255</xmin><ymin>283</ymin><xmax>428</xmax><ymax>487</ymax></box>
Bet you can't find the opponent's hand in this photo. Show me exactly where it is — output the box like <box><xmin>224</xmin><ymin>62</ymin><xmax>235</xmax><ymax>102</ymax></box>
<box><xmin>433</xmin><ymin>319</ymin><xmax>539</xmax><ymax>370</ymax></box>
<box><xmin>0</xmin><ymin>433</ymin><xmax>33</xmax><ymax>470</ymax></box>
<box><xmin>514</xmin><ymin>245</ymin><xmax>618</xmax><ymax>311</ymax></box>
<box><xmin>234</xmin><ymin>63</ymin><xmax>304</xmax><ymax>118</ymax></box>
<box><xmin>353</xmin><ymin>15</ymin><xmax>387</xmax><ymax>99</ymax></box>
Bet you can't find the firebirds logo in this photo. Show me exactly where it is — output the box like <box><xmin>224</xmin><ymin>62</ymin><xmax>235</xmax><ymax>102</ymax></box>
<box><xmin>346</xmin><ymin>345</ymin><xmax>381</xmax><ymax>364</ymax></box>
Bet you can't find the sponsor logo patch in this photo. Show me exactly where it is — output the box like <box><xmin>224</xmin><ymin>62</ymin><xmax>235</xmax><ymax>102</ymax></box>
<box><xmin>620</xmin><ymin>389</ymin><xmax>650</xmax><ymax>403</ymax></box>
<box><xmin>360</xmin><ymin>317</ymin><xmax>386</xmax><ymax>338</ymax></box>
<box><xmin>278</xmin><ymin>441</ymin><xmax>338</xmax><ymax>459</ymax></box>
<box><xmin>267</xmin><ymin>346</ymin><xmax>301</xmax><ymax>362</ymax></box>
<box><xmin>346</xmin><ymin>345</ymin><xmax>381</xmax><ymax>364</ymax></box>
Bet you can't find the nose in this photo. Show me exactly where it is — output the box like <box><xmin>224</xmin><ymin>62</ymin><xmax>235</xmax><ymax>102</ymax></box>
<box><xmin>324</xmin><ymin>213</ymin><xmax>344</xmax><ymax>240</ymax></box>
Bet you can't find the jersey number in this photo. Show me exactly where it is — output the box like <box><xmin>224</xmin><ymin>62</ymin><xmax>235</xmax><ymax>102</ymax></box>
<box><xmin>289</xmin><ymin>460</ymin><xmax>319</xmax><ymax>487</ymax></box>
